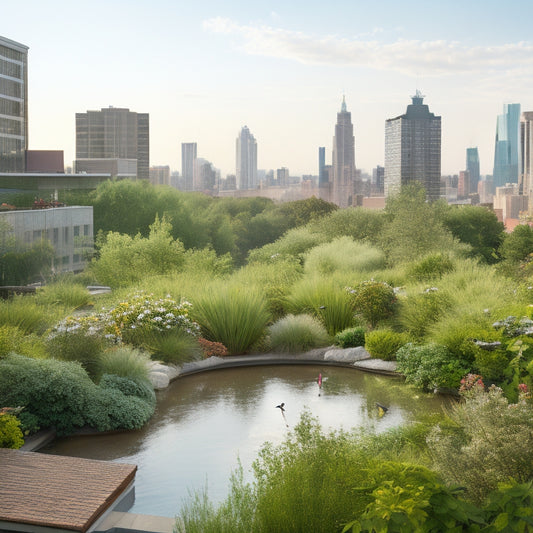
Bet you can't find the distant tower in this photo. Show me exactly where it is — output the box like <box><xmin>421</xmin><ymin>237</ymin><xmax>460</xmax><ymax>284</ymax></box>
<box><xmin>236</xmin><ymin>126</ymin><xmax>257</xmax><ymax>190</ymax></box>
<box><xmin>181</xmin><ymin>142</ymin><xmax>197</xmax><ymax>191</ymax></box>
<box><xmin>384</xmin><ymin>91</ymin><xmax>441</xmax><ymax>200</ymax></box>
<box><xmin>466</xmin><ymin>148</ymin><xmax>480</xmax><ymax>191</ymax></box>
<box><xmin>332</xmin><ymin>96</ymin><xmax>356</xmax><ymax>207</ymax></box>
<box><xmin>520</xmin><ymin>111</ymin><xmax>533</xmax><ymax>210</ymax></box>
<box><xmin>318</xmin><ymin>147</ymin><xmax>327</xmax><ymax>186</ymax></box>
<box><xmin>75</xmin><ymin>107</ymin><xmax>150</xmax><ymax>180</ymax></box>
<box><xmin>493</xmin><ymin>103</ymin><xmax>520</xmax><ymax>188</ymax></box>
<box><xmin>0</xmin><ymin>36</ymin><xmax>28</xmax><ymax>172</ymax></box>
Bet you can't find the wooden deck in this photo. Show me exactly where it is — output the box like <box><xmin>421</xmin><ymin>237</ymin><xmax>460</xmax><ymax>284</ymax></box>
<box><xmin>0</xmin><ymin>448</ymin><xmax>137</xmax><ymax>532</ymax></box>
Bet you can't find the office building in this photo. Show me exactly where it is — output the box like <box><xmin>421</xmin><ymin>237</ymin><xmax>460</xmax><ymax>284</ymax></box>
<box><xmin>466</xmin><ymin>147</ymin><xmax>480</xmax><ymax>191</ymax></box>
<box><xmin>193</xmin><ymin>158</ymin><xmax>217</xmax><ymax>192</ymax></box>
<box><xmin>75</xmin><ymin>107</ymin><xmax>149</xmax><ymax>180</ymax></box>
<box><xmin>181</xmin><ymin>142</ymin><xmax>197</xmax><ymax>191</ymax></box>
<box><xmin>0</xmin><ymin>36</ymin><xmax>28</xmax><ymax>172</ymax></box>
<box><xmin>276</xmin><ymin>167</ymin><xmax>290</xmax><ymax>187</ymax></box>
<box><xmin>372</xmin><ymin>165</ymin><xmax>384</xmax><ymax>194</ymax></box>
<box><xmin>149</xmin><ymin>165</ymin><xmax>171</xmax><ymax>187</ymax></box>
<box><xmin>236</xmin><ymin>126</ymin><xmax>257</xmax><ymax>190</ymax></box>
<box><xmin>493</xmin><ymin>103</ymin><xmax>520</xmax><ymax>188</ymax></box>
<box><xmin>520</xmin><ymin>112</ymin><xmax>533</xmax><ymax>209</ymax></box>
<box><xmin>384</xmin><ymin>91</ymin><xmax>441</xmax><ymax>200</ymax></box>
<box><xmin>332</xmin><ymin>96</ymin><xmax>356</xmax><ymax>207</ymax></box>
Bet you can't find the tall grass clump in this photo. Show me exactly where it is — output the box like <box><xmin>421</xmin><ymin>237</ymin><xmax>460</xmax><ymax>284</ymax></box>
<box><xmin>34</xmin><ymin>280</ymin><xmax>91</xmax><ymax>310</ymax></box>
<box><xmin>192</xmin><ymin>286</ymin><xmax>270</xmax><ymax>354</ymax></box>
<box><xmin>303</xmin><ymin>237</ymin><xmax>386</xmax><ymax>276</ymax></box>
<box><xmin>99</xmin><ymin>346</ymin><xmax>151</xmax><ymax>382</ymax></box>
<box><xmin>0</xmin><ymin>296</ymin><xmax>61</xmax><ymax>335</ymax></box>
<box><xmin>285</xmin><ymin>278</ymin><xmax>354</xmax><ymax>335</ymax></box>
<box><xmin>406</xmin><ymin>252</ymin><xmax>455</xmax><ymax>281</ymax></box>
<box><xmin>268</xmin><ymin>314</ymin><xmax>330</xmax><ymax>353</ymax></box>
<box><xmin>141</xmin><ymin>329</ymin><xmax>203</xmax><ymax>364</ymax></box>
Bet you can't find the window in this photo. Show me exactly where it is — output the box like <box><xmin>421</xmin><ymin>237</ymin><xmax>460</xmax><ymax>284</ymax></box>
<box><xmin>83</xmin><ymin>224</ymin><xmax>90</xmax><ymax>236</ymax></box>
<box><xmin>63</xmin><ymin>227</ymin><xmax>69</xmax><ymax>244</ymax></box>
<box><xmin>73</xmin><ymin>254</ymin><xmax>80</xmax><ymax>263</ymax></box>
<box><xmin>61</xmin><ymin>256</ymin><xmax>69</xmax><ymax>265</ymax></box>
<box><xmin>53</xmin><ymin>228</ymin><xmax>59</xmax><ymax>244</ymax></box>
<box><xmin>74</xmin><ymin>226</ymin><xmax>80</xmax><ymax>237</ymax></box>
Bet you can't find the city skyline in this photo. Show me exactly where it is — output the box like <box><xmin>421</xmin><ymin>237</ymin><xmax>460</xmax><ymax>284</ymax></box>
<box><xmin>4</xmin><ymin>0</ymin><xmax>533</xmax><ymax>178</ymax></box>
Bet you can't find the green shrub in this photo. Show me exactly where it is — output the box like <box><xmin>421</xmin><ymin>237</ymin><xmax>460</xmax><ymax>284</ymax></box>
<box><xmin>365</xmin><ymin>329</ymin><xmax>410</xmax><ymax>361</ymax></box>
<box><xmin>0</xmin><ymin>411</ymin><xmax>24</xmax><ymax>449</ymax></box>
<box><xmin>268</xmin><ymin>314</ymin><xmax>330</xmax><ymax>353</ymax></box>
<box><xmin>285</xmin><ymin>278</ymin><xmax>354</xmax><ymax>335</ymax></box>
<box><xmin>304</xmin><ymin>238</ymin><xmax>386</xmax><ymax>276</ymax></box>
<box><xmin>346</xmin><ymin>280</ymin><xmax>397</xmax><ymax>327</ymax></box>
<box><xmin>0</xmin><ymin>325</ymin><xmax>25</xmax><ymax>358</ymax></box>
<box><xmin>406</xmin><ymin>252</ymin><xmax>455</xmax><ymax>281</ymax></box>
<box><xmin>99</xmin><ymin>346</ymin><xmax>150</xmax><ymax>382</ymax></box>
<box><xmin>141</xmin><ymin>329</ymin><xmax>203</xmax><ymax>364</ymax></box>
<box><xmin>192</xmin><ymin>286</ymin><xmax>271</xmax><ymax>355</ymax></box>
<box><xmin>473</xmin><ymin>347</ymin><xmax>512</xmax><ymax>382</ymax></box>
<box><xmin>427</xmin><ymin>385</ymin><xmax>533</xmax><ymax>504</ymax></box>
<box><xmin>396</xmin><ymin>343</ymin><xmax>470</xmax><ymax>391</ymax></box>
<box><xmin>99</xmin><ymin>373</ymin><xmax>155</xmax><ymax>404</ymax></box>
<box><xmin>334</xmin><ymin>327</ymin><xmax>365</xmax><ymax>348</ymax></box>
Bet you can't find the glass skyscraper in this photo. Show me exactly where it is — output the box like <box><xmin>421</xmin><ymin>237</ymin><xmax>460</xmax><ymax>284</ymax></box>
<box><xmin>236</xmin><ymin>126</ymin><xmax>257</xmax><ymax>190</ymax></box>
<box><xmin>384</xmin><ymin>91</ymin><xmax>441</xmax><ymax>200</ymax></box>
<box><xmin>493</xmin><ymin>103</ymin><xmax>520</xmax><ymax>188</ymax></box>
<box><xmin>0</xmin><ymin>36</ymin><xmax>28</xmax><ymax>172</ymax></box>
<box><xmin>466</xmin><ymin>147</ymin><xmax>480</xmax><ymax>191</ymax></box>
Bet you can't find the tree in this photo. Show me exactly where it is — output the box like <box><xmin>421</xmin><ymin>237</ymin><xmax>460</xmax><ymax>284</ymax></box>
<box><xmin>500</xmin><ymin>223</ymin><xmax>533</xmax><ymax>264</ymax></box>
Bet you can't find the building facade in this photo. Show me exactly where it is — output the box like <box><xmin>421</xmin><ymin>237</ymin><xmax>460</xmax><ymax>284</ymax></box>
<box><xmin>520</xmin><ymin>112</ymin><xmax>533</xmax><ymax>212</ymax></box>
<box><xmin>181</xmin><ymin>142</ymin><xmax>197</xmax><ymax>191</ymax></box>
<box><xmin>332</xmin><ymin>96</ymin><xmax>356</xmax><ymax>207</ymax></box>
<box><xmin>75</xmin><ymin>107</ymin><xmax>149</xmax><ymax>180</ymax></box>
<box><xmin>466</xmin><ymin>147</ymin><xmax>480</xmax><ymax>191</ymax></box>
<box><xmin>384</xmin><ymin>91</ymin><xmax>441</xmax><ymax>200</ymax></box>
<box><xmin>149</xmin><ymin>165</ymin><xmax>171</xmax><ymax>187</ymax></box>
<box><xmin>236</xmin><ymin>126</ymin><xmax>257</xmax><ymax>190</ymax></box>
<box><xmin>493</xmin><ymin>103</ymin><xmax>520</xmax><ymax>188</ymax></box>
<box><xmin>0</xmin><ymin>36</ymin><xmax>28</xmax><ymax>173</ymax></box>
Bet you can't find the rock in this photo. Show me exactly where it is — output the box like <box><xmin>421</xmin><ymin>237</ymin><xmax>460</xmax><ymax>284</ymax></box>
<box><xmin>180</xmin><ymin>356</ymin><xmax>225</xmax><ymax>375</ymax></box>
<box><xmin>353</xmin><ymin>359</ymin><xmax>398</xmax><ymax>373</ymax></box>
<box><xmin>324</xmin><ymin>347</ymin><xmax>371</xmax><ymax>363</ymax></box>
<box><xmin>149</xmin><ymin>362</ymin><xmax>180</xmax><ymax>381</ymax></box>
<box><xmin>149</xmin><ymin>371</ymin><xmax>170</xmax><ymax>390</ymax></box>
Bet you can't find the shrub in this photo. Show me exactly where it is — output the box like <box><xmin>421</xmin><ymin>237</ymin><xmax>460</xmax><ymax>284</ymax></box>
<box><xmin>365</xmin><ymin>329</ymin><xmax>410</xmax><ymax>361</ymax></box>
<box><xmin>99</xmin><ymin>373</ymin><xmax>155</xmax><ymax>404</ymax></box>
<box><xmin>99</xmin><ymin>346</ymin><xmax>151</xmax><ymax>382</ymax></box>
<box><xmin>396</xmin><ymin>343</ymin><xmax>470</xmax><ymax>391</ymax></box>
<box><xmin>427</xmin><ymin>385</ymin><xmax>533</xmax><ymax>504</ymax></box>
<box><xmin>304</xmin><ymin>238</ymin><xmax>386</xmax><ymax>276</ymax></box>
<box><xmin>198</xmin><ymin>338</ymin><xmax>228</xmax><ymax>358</ymax></box>
<box><xmin>141</xmin><ymin>329</ymin><xmax>203</xmax><ymax>364</ymax></box>
<box><xmin>0</xmin><ymin>325</ymin><xmax>25</xmax><ymax>359</ymax></box>
<box><xmin>285</xmin><ymin>278</ymin><xmax>354</xmax><ymax>335</ymax></box>
<box><xmin>268</xmin><ymin>314</ymin><xmax>330</xmax><ymax>353</ymax></box>
<box><xmin>334</xmin><ymin>327</ymin><xmax>365</xmax><ymax>348</ymax></box>
<box><xmin>0</xmin><ymin>410</ymin><xmax>24</xmax><ymax>449</ymax></box>
<box><xmin>192</xmin><ymin>286</ymin><xmax>270</xmax><ymax>355</ymax></box>
<box><xmin>346</xmin><ymin>280</ymin><xmax>397</xmax><ymax>328</ymax></box>
<box><xmin>407</xmin><ymin>252</ymin><xmax>455</xmax><ymax>281</ymax></box>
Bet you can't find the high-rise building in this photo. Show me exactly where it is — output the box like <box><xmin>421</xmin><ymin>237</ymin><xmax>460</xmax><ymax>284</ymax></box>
<box><xmin>0</xmin><ymin>36</ymin><xmax>28</xmax><ymax>172</ymax></box>
<box><xmin>236</xmin><ymin>126</ymin><xmax>257</xmax><ymax>190</ymax></box>
<box><xmin>149</xmin><ymin>165</ymin><xmax>171</xmax><ymax>187</ymax></box>
<box><xmin>372</xmin><ymin>165</ymin><xmax>384</xmax><ymax>194</ymax></box>
<box><xmin>181</xmin><ymin>142</ymin><xmax>197</xmax><ymax>191</ymax></box>
<box><xmin>520</xmin><ymin>111</ymin><xmax>533</xmax><ymax>213</ymax></box>
<box><xmin>384</xmin><ymin>91</ymin><xmax>441</xmax><ymax>200</ymax></box>
<box><xmin>318</xmin><ymin>147</ymin><xmax>327</xmax><ymax>186</ymax></box>
<box><xmin>466</xmin><ymin>147</ymin><xmax>480</xmax><ymax>190</ymax></box>
<box><xmin>493</xmin><ymin>103</ymin><xmax>520</xmax><ymax>188</ymax></box>
<box><xmin>332</xmin><ymin>96</ymin><xmax>356</xmax><ymax>207</ymax></box>
<box><xmin>75</xmin><ymin>107</ymin><xmax>149</xmax><ymax>180</ymax></box>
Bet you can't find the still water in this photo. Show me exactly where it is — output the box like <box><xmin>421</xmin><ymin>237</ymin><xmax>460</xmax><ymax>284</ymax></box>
<box><xmin>43</xmin><ymin>365</ymin><xmax>448</xmax><ymax>518</ymax></box>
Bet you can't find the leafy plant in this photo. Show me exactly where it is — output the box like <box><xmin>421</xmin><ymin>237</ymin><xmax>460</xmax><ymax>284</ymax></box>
<box><xmin>268</xmin><ymin>314</ymin><xmax>331</xmax><ymax>353</ymax></box>
<box><xmin>0</xmin><ymin>409</ymin><xmax>24</xmax><ymax>449</ymax></box>
<box><xmin>198</xmin><ymin>338</ymin><xmax>229</xmax><ymax>358</ymax></box>
<box><xmin>346</xmin><ymin>280</ymin><xmax>397</xmax><ymax>328</ymax></box>
<box><xmin>334</xmin><ymin>327</ymin><xmax>366</xmax><ymax>348</ymax></box>
<box><xmin>407</xmin><ymin>252</ymin><xmax>455</xmax><ymax>281</ymax></box>
<box><xmin>365</xmin><ymin>329</ymin><xmax>410</xmax><ymax>361</ymax></box>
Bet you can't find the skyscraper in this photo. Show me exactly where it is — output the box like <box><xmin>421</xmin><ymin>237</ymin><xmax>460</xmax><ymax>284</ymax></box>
<box><xmin>520</xmin><ymin>111</ymin><xmax>533</xmax><ymax>207</ymax></box>
<box><xmin>75</xmin><ymin>107</ymin><xmax>149</xmax><ymax>180</ymax></box>
<box><xmin>181</xmin><ymin>142</ymin><xmax>197</xmax><ymax>191</ymax></box>
<box><xmin>332</xmin><ymin>96</ymin><xmax>356</xmax><ymax>207</ymax></box>
<box><xmin>384</xmin><ymin>91</ymin><xmax>441</xmax><ymax>200</ymax></box>
<box><xmin>466</xmin><ymin>147</ymin><xmax>480</xmax><ymax>191</ymax></box>
<box><xmin>236</xmin><ymin>126</ymin><xmax>257</xmax><ymax>190</ymax></box>
<box><xmin>0</xmin><ymin>36</ymin><xmax>28</xmax><ymax>172</ymax></box>
<box><xmin>493</xmin><ymin>103</ymin><xmax>520</xmax><ymax>188</ymax></box>
<box><xmin>318</xmin><ymin>147</ymin><xmax>327</xmax><ymax>186</ymax></box>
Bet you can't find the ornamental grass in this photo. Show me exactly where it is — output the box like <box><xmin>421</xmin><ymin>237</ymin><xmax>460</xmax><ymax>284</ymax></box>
<box><xmin>268</xmin><ymin>314</ymin><xmax>330</xmax><ymax>353</ymax></box>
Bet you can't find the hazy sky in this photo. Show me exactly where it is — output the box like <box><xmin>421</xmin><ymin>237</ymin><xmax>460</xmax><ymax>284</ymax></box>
<box><xmin>4</xmin><ymin>0</ymin><xmax>533</xmax><ymax>177</ymax></box>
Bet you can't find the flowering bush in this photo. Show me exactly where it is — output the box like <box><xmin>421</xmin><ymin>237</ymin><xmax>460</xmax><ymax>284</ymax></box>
<box><xmin>198</xmin><ymin>338</ymin><xmax>229</xmax><ymax>358</ymax></box>
<box><xmin>459</xmin><ymin>373</ymin><xmax>485</xmax><ymax>393</ymax></box>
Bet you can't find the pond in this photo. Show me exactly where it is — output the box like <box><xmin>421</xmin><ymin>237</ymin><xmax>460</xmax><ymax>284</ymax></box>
<box><xmin>42</xmin><ymin>365</ymin><xmax>449</xmax><ymax>518</ymax></box>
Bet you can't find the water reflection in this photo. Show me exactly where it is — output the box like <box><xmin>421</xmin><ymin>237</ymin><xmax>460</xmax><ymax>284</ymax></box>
<box><xmin>42</xmin><ymin>365</ymin><xmax>448</xmax><ymax>517</ymax></box>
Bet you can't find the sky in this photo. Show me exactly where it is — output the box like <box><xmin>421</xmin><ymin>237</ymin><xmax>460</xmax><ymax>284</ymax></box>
<box><xmin>3</xmin><ymin>0</ymin><xmax>533</xmax><ymax>178</ymax></box>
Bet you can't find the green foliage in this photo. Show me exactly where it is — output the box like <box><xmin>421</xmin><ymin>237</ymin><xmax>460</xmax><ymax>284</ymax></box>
<box><xmin>34</xmin><ymin>280</ymin><xmax>91</xmax><ymax>309</ymax></box>
<box><xmin>346</xmin><ymin>280</ymin><xmax>397</xmax><ymax>327</ymax></box>
<box><xmin>285</xmin><ymin>278</ymin><xmax>354</xmax><ymax>335</ymax></box>
<box><xmin>276</xmin><ymin>196</ymin><xmax>338</xmax><ymax>226</ymax></box>
<box><xmin>0</xmin><ymin>354</ymin><xmax>155</xmax><ymax>435</ymax></box>
<box><xmin>99</xmin><ymin>373</ymin><xmax>155</xmax><ymax>404</ymax></box>
<box><xmin>335</xmin><ymin>327</ymin><xmax>366</xmax><ymax>348</ymax></box>
<box><xmin>0</xmin><ymin>296</ymin><xmax>61</xmax><ymax>335</ymax></box>
<box><xmin>500</xmin><ymin>223</ymin><xmax>533</xmax><ymax>264</ymax></box>
<box><xmin>99</xmin><ymin>346</ymin><xmax>151</xmax><ymax>382</ymax></box>
<box><xmin>268</xmin><ymin>314</ymin><xmax>331</xmax><ymax>353</ymax></box>
<box><xmin>427</xmin><ymin>385</ymin><xmax>533</xmax><ymax>504</ymax></box>
<box><xmin>192</xmin><ymin>286</ymin><xmax>271</xmax><ymax>354</ymax></box>
<box><xmin>0</xmin><ymin>412</ymin><xmax>24</xmax><ymax>449</ymax></box>
<box><xmin>399</xmin><ymin>289</ymin><xmax>452</xmax><ymax>340</ymax></box>
<box><xmin>304</xmin><ymin>238</ymin><xmax>386</xmax><ymax>276</ymax></box>
<box><xmin>182</xmin><ymin>248</ymin><xmax>233</xmax><ymax>277</ymax></box>
<box><xmin>141</xmin><ymin>328</ymin><xmax>203</xmax><ymax>364</ymax></box>
<box><xmin>396</xmin><ymin>343</ymin><xmax>470</xmax><ymax>391</ymax></box>
<box><xmin>0</xmin><ymin>324</ymin><xmax>25</xmax><ymax>358</ymax></box>
<box><xmin>365</xmin><ymin>329</ymin><xmax>410</xmax><ymax>361</ymax></box>
<box><xmin>483</xmin><ymin>481</ymin><xmax>533</xmax><ymax>532</ymax></box>
<box><xmin>407</xmin><ymin>253</ymin><xmax>455</xmax><ymax>281</ymax></box>
<box><xmin>474</xmin><ymin>347</ymin><xmax>512</xmax><ymax>382</ymax></box>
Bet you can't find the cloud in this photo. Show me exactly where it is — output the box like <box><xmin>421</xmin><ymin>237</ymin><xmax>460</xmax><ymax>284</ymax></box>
<box><xmin>203</xmin><ymin>17</ymin><xmax>533</xmax><ymax>77</ymax></box>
